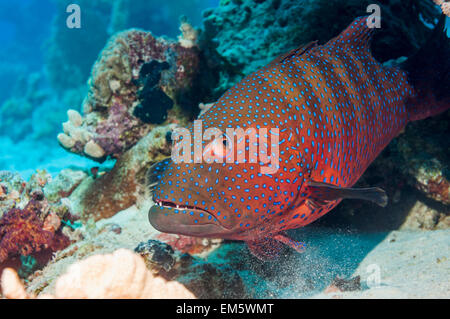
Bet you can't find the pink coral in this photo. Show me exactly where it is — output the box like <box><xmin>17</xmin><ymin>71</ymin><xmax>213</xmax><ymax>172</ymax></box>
<box><xmin>92</xmin><ymin>102</ymin><xmax>143</xmax><ymax>157</ymax></box>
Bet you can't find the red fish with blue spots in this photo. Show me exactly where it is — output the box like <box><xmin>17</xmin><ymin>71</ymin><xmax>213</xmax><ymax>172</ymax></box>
<box><xmin>147</xmin><ymin>16</ymin><xmax>450</xmax><ymax>260</ymax></box>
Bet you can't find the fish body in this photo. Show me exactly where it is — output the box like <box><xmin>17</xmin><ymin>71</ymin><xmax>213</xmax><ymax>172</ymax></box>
<box><xmin>148</xmin><ymin>17</ymin><xmax>450</xmax><ymax>259</ymax></box>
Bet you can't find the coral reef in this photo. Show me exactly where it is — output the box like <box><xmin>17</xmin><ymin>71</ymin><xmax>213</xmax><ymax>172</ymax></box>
<box><xmin>45</xmin><ymin>0</ymin><xmax>211</xmax><ymax>93</ymax></box>
<box><xmin>0</xmin><ymin>170</ymin><xmax>50</xmax><ymax>218</ymax></box>
<box><xmin>199</xmin><ymin>0</ymin><xmax>440</xmax><ymax>94</ymax></box>
<box><xmin>1</xmin><ymin>249</ymin><xmax>195</xmax><ymax>299</ymax></box>
<box><xmin>69</xmin><ymin>124</ymin><xmax>175</xmax><ymax>221</ymax></box>
<box><xmin>1</xmin><ymin>0</ymin><xmax>449</xmax><ymax>300</ymax></box>
<box><xmin>3</xmin><ymin>197</ymin><xmax>447</xmax><ymax>299</ymax></box>
<box><xmin>58</xmin><ymin>28</ymin><xmax>200</xmax><ymax>161</ymax></box>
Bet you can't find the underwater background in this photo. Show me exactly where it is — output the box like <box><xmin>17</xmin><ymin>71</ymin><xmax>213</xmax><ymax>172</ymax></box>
<box><xmin>0</xmin><ymin>0</ymin><xmax>220</xmax><ymax>178</ymax></box>
<box><xmin>0</xmin><ymin>0</ymin><xmax>448</xmax><ymax>298</ymax></box>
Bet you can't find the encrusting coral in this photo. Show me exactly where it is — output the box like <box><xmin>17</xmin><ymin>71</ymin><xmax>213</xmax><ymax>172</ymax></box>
<box><xmin>1</xmin><ymin>249</ymin><xmax>195</xmax><ymax>299</ymax></box>
<box><xmin>58</xmin><ymin>25</ymin><xmax>200</xmax><ymax>161</ymax></box>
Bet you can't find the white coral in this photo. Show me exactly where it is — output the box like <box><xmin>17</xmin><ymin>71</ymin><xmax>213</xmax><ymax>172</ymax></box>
<box><xmin>84</xmin><ymin>140</ymin><xmax>105</xmax><ymax>158</ymax></box>
<box><xmin>178</xmin><ymin>22</ymin><xmax>198</xmax><ymax>48</ymax></box>
<box><xmin>67</xmin><ymin>109</ymin><xmax>83</xmax><ymax>127</ymax></box>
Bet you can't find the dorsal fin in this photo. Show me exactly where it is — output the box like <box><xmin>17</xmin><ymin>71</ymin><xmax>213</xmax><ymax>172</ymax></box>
<box><xmin>268</xmin><ymin>40</ymin><xmax>318</xmax><ymax>67</ymax></box>
<box><xmin>330</xmin><ymin>16</ymin><xmax>375</xmax><ymax>52</ymax></box>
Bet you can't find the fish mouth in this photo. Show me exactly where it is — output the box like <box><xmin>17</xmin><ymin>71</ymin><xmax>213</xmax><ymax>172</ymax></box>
<box><xmin>148</xmin><ymin>198</ymin><xmax>231</xmax><ymax>237</ymax></box>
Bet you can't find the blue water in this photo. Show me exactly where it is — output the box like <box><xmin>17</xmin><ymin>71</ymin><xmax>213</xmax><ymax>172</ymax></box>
<box><xmin>0</xmin><ymin>0</ymin><xmax>219</xmax><ymax>179</ymax></box>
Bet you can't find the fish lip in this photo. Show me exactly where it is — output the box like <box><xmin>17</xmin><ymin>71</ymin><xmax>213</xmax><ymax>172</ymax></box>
<box><xmin>153</xmin><ymin>198</ymin><xmax>215</xmax><ymax>218</ymax></box>
<box><xmin>150</xmin><ymin>197</ymin><xmax>230</xmax><ymax>232</ymax></box>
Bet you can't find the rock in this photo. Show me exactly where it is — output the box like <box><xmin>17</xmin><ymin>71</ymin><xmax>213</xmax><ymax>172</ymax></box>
<box><xmin>71</xmin><ymin>124</ymin><xmax>174</xmax><ymax>221</ymax></box>
<box><xmin>135</xmin><ymin>240</ymin><xmax>176</xmax><ymax>272</ymax></box>
<box><xmin>400</xmin><ymin>201</ymin><xmax>448</xmax><ymax>230</ymax></box>
<box><xmin>135</xmin><ymin>239</ymin><xmax>248</xmax><ymax>298</ymax></box>
<box><xmin>43</xmin><ymin>169</ymin><xmax>88</xmax><ymax>203</ymax></box>
<box><xmin>391</xmin><ymin>111</ymin><xmax>450</xmax><ymax>205</ymax></box>
<box><xmin>324</xmin><ymin>276</ymin><xmax>361</xmax><ymax>293</ymax></box>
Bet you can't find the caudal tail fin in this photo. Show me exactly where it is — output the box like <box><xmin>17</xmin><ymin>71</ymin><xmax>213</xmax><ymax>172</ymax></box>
<box><xmin>401</xmin><ymin>15</ymin><xmax>450</xmax><ymax>122</ymax></box>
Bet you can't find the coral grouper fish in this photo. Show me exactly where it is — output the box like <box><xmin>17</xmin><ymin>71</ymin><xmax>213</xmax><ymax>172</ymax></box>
<box><xmin>147</xmin><ymin>16</ymin><xmax>450</xmax><ymax>260</ymax></box>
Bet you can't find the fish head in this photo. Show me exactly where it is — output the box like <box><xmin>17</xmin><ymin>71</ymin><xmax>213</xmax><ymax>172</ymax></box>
<box><xmin>147</xmin><ymin>118</ymin><xmax>305</xmax><ymax>239</ymax></box>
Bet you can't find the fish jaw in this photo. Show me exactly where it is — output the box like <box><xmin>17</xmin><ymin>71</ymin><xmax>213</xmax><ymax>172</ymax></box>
<box><xmin>148</xmin><ymin>202</ymin><xmax>232</xmax><ymax>238</ymax></box>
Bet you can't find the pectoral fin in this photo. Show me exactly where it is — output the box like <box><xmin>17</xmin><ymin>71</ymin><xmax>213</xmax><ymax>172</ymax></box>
<box><xmin>246</xmin><ymin>232</ymin><xmax>306</xmax><ymax>261</ymax></box>
<box><xmin>273</xmin><ymin>233</ymin><xmax>306</xmax><ymax>254</ymax></box>
<box><xmin>307</xmin><ymin>180</ymin><xmax>388</xmax><ymax>207</ymax></box>
<box><xmin>246</xmin><ymin>237</ymin><xmax>284</xmax><ymax>261</ymax></box>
